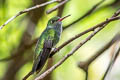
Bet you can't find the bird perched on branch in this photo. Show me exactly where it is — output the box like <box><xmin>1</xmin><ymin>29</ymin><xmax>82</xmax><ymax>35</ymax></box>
<box><xmin>23</xmin><ymin>15</ymin><xmax>70</xmax><ymax>80</ymax></box>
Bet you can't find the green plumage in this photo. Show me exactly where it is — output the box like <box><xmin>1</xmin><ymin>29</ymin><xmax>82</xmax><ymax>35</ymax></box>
<box><xmin>32</xmin><ymin>16</ymin><xmax>62</xmax><ymax>73</ymax></box>
<box><xmin>34</xmin><ymin>28</ymin><xmax>55</xmax><ymax>59</ymax></box>
<box><xmin>23</xmin><ymin>15</ymin><xmax>70</xmax><ymax>80</ymax></box>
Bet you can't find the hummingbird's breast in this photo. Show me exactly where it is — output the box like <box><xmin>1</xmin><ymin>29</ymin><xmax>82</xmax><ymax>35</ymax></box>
<box><xmin>53</xmin><ymin>22</ymin><xmax>62</xmax><ymax>46</ymax></box>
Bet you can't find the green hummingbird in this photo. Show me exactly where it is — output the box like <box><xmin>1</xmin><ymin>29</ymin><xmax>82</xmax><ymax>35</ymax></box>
<box><xmin>23</xmin><ymin>15</ymin><xmax>70</xmax><ymax>80</ymax></box>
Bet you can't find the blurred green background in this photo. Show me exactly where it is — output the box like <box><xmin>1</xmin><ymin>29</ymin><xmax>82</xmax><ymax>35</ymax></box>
<box><xmin>0</xmin><ymin>0</ymin><xmax>120</xmax><ymax>80</ymax></box>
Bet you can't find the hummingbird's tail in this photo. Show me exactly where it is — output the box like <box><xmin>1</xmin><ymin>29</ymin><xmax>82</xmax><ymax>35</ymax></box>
<box><xmin>22</xmin><ymin>70</ymin><xmax>33</xmax><ymax>80</ymax></box>
<box><xmin>33</xmin><ymin>40</ymin><xmax>53</xmax><ymax>73</ymax></box>
<box><xmin>22</xmin><ymin>40</ymin><xmax>53</xmax><ymax>80</ymax></box>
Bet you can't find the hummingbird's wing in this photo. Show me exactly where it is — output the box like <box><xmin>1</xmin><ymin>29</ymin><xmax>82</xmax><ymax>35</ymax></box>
<box><xmin>32</xmin><ymin>29</ymin><xmax>55</xmax><ymax>73</ymax></box>
<box><xmin>23</xmin><ymin>39</ymin><xmax>54</xmax><ymax>80</ymax></box>
<box><xmin>32</xmin><ymin>39</ymin><xmax>53</xmax><ymax>73</ymax></box>
<box><xmin>34</xmin><ymin>29</ymin><xmax>55</xmax><ymax>60</ymax></box>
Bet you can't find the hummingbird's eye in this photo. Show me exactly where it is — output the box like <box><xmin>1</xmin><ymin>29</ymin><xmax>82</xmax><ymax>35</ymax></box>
<box><xmin>51</xmin><ymin>20</ymin><xmax>57</xmax><ymax>24</ymax></box>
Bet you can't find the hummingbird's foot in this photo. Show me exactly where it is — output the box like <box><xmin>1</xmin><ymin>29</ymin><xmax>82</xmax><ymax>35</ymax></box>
<box><xmin>51</xmin><ymin>47</ymin><xmax>57</xmax><ymax>52</ymax></box>
<box><xmin>49</xmin><ymin>47</ymin><xmax>58</xmax><ymax>57</ymax></box>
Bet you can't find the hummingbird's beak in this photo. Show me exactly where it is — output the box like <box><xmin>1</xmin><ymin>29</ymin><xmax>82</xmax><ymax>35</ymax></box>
<box><xmin>58</xmin><ymin>15</ymin><xmax>71</xmax><ymax>21</ymax></box>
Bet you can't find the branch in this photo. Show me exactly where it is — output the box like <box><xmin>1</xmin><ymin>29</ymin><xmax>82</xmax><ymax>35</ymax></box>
<box><xmin>78</xmin><ymin>33</ymin><xmax>120</xmax><ymax>72</ymax></box>
<box><xmin>0</xmin><ymin>0</ymin><xmax>61</xmax><ymax>29</ymax></box>
<box><xmin>112</xmin><ymin>9</ymin><xmax>120</xmax><ymax>17</ymax></box>
<box><xmin>35</xmin><ymin>10</ymin><xmax>120</xmax><ymax>80</ymax></box>
<box><xmin>63</xmin><ymin>0</ymin><xmax>105</xmax><ymax>30</ymax></box>
<box><xmin>77</xmin><ymin>10</ymin><xmax>120</xmax><ymax>71</ymax></box>
<box><xmin>1</xmin><ymin>0</ymin><xmax>49</xmax><ymax>79</ymax></box>
<box><xmin>103</xmin><ymin>42</ymin><xmax>120</xmax><ymax>80</ymax></box>
<box><xmin>77</xmin><ymin>33</ymin><xmax>120</xmax><ymax>80</ymax></box>
<box><xmin>46</xmin><ymin>0</ymin><xmax>69</xmax><ymax>14</ymax></box>
<box><xmin>1</xmin><ymin>14</ymin><xmax>120</xmax><ymax>62</ymax></box>
<box><xmin>0</xmin><ymin>0</ymin><xmax>111</xmax><ymax>61</ymax></box>
<box><xmin>50</xmin><ymin>16</ymin><xmax>120</xmax><ymax>57</ymax></box>
<box><xmin>35</xmin><ymin>26</ymin><xmax>104</xmax><ymax>80</ymax></box>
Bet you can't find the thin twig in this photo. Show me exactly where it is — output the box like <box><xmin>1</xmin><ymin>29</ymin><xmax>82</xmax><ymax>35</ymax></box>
<box><xmin>112</xmin><ymin>9</ymin><xmax>120</xmax><ymax>17</ymax></box>
<box><xmin>78</xmin><ymin>33</ymin><xmax>120</xmax><ymax>71</ymax></box>
<box><xmin>63</xmin><ymin>0</ymin><xmax>105</xmax><ymax>30</ymax></box>
<box><xmin>0</xmin><ymin>1</ymin><xmax>66</xmax><ymax>62</ymax></box>
<box><xmin>0</xmin><ymin>0</ymin><xmax>60</xmax><ymax>29</ymax></box>
<box><xmin>35</xmin><ymin>27</ymin><xmax>104</xmax><ymax>80</ymax></box>
<box><xmin>103</xmin><ymin>42</ymin><xmax>120</xmax><ymax>80</ymax></box>
<box><xmin>77</xmin><ymin>33</ymin><xmax>120</xmax><ymax>80</ymax></box>
<box><xmin>77</xmin><ymin>10</ymin><xmax>120</xmax><ymax>71</ymax></box>
<box><xmin>50</xmin><ymin>16</ymin><xmax>120</xmax><ymax>57</ymax></box>
<box><xmin>0</xmin><ymin>0</ymin><xmax>107</xmax><ymax>61</ymax></box>
<box><xmin>1</xmin><ymin>16</ymin><xmax>120</xmax><ymax>62</ymax></box>
<box><xmin>35</xmin><ymin>10</ymin><xmax>120</xmax><ymax>80</ymax></box>
<box><xmin>46</xmin><ymin>0</ymin><xmax>69</xmax><ymax>14</ymax></box>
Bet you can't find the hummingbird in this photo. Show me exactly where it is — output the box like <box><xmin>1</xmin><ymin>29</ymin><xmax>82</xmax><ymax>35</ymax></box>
<box><xmin>23</xmin><ymin>15</ymin><xmax>70</xmax><ymax>80</ymax></box>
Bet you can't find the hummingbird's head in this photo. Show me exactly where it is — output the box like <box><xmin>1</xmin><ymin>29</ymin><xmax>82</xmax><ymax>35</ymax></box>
<box><xmin>47</xmin><ymin>15</ymin><xmax>70</xmax><ymax>28</ymax></box>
